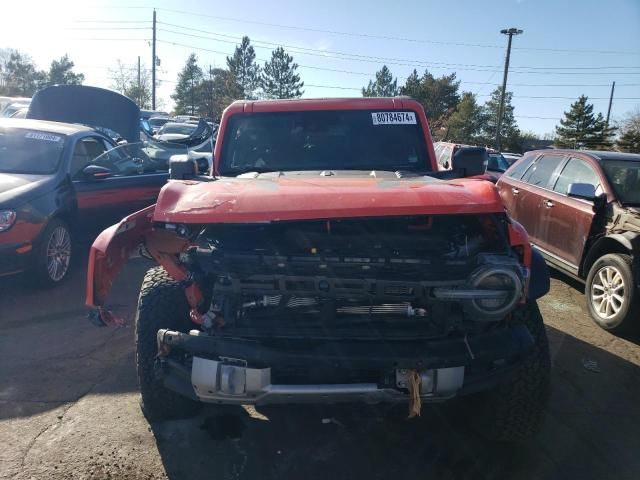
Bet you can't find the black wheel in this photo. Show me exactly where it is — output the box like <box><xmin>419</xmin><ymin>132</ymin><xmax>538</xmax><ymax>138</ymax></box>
<box><xmin>585</xmin><ymin>254</ymin><xmax>639</xmax><ymax>334</ymax></box>
<box><xmin>469</xmin><ymin>301</ymin><xmax>551</xmax><ymax>442</ymax></box>
<box><xmin>136</xmin><ymin>266</ymin><xmax>200</xmax><ymax>421</ymax></box>
<box><xmin>34</xmin><ymin>218</ymin><xmax>72</xmax><ymax>287</ymax></box>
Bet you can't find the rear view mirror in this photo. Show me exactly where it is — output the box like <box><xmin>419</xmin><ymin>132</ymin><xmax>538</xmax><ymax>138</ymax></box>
<box><xmin>82</xmin><ymin>164</ymin><xmax>113</xmax><ymax>179</ymax></box>
<box><xmin>567</xmin><ymin>183</ymin><xmax>596</xmax><ymax>201</ymax></box>
<box><xmin>453</xmin><ymin>147</ymin><xmax>488</xmax><ymax>177</ymax></box>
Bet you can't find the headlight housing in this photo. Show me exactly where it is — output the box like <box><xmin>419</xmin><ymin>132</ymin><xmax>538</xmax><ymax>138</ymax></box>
<box><xmin>468</xmin><ymin>266</ymin><xmax>522</xmax><ymax>318</ymax></box>
<box><xmin>0</xmin><ymin>210</ymin><xmax>17</xmax><ymax>232</ymax></box>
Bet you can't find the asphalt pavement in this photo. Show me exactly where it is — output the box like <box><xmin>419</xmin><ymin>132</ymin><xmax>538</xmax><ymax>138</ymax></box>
<box><xmin>1</xmin><ymin>250</ymin><xmax>639</xmax><ymax>480</ymax></box>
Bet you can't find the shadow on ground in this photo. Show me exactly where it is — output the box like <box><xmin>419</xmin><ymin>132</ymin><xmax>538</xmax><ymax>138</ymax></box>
<box><xmin>150</xmin><ymin>325</ymin><xmax>640</xmax><ymax>480</ymax></box>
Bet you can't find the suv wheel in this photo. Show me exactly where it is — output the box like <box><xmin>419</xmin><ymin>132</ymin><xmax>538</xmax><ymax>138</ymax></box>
<box><xmin>136</xmin><ymin>266</ymin><xmax>200</xmax><ymax>421</ymax></box>
<box><xmin>468</xmin><ymin>301</ymin><xmax>551</xmax><ymax>442</ymax></box>
<box><xmin>586</xmin><ymin>254</ymin><xmax>638</xmax><ymax>333</ymax></box>
<box><xmin>35</xmin><ymin>218</ymin><xmax>72</xmax><ymax>287</ymax></box>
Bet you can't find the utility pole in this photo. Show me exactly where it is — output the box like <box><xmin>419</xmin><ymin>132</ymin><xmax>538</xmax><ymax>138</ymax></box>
<box><xmin>137</xmin><ymin>56</ymin><xmax>141</xmax><ymax>107</ymax></box>
<box><xmin>496</xmin><ymin>27</ymin><xmax>523</xmax><ymax>151</ymax></box>
<box><xmin>152</xmin><ymin>9</ymin><xmax>156</xmax><ymax>110</ymax></box>
<box><xmin>606</xmin><ymin>81</ymin><xmax>616</xmax><ymax>126</ymax></box>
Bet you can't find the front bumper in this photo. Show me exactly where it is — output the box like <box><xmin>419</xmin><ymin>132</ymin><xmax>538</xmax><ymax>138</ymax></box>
<box><xmin>156</xmin><ymin>324</ymin><xmax>534</xmax><ymax>405</ymax></box>
<box><xmin>0</xmin><ymin>242</ymin><xmax>34</xmax><ymax>277</ymax></box>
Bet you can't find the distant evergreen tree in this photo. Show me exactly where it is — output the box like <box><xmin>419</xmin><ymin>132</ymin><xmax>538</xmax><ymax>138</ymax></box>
<box><xmin>555</xmin><ymin>95</ymin><xmax>615</xmax><ymax>150</ymax></box>
<box><xmin>446</xmin><ymin>92</ymin><xmax>482</xmax><ymax>144</ymax></box>
<box><xmin>171</xmin><ymin>53</ymin><xmax>204</xmax><ymax>115</ymax></box>
<box><xmin>261</xmin><ymin>47</ymin><xmax>304</xmax><ymax>99</ymax></box>
<box><xmin>226</xmin><ymin>36</ymin><xmax>261</xmax><ymax>99</ymax></box>
<box><xmin>398</xmin><ymin>68</ymin><xmax>460</xmax><ymax>135</ymax></box>
<box><xmin>481</xmin><ymin>87</ymin><xmax>520</xmax><ymax>151</ymax></box>
<box><xmin>617</xmin><ymin>109</ymin><xmax>640</xmax><ymax>153</ymax></box>
<box><xmin>362</xmin><ymin>65</ymin><xmax>398</xmax><ymax>97</ymax></box>
<box><xmin>47</xmin><ymin>55</ymin><xmax>84</xmax><ymax>86</ymax></box>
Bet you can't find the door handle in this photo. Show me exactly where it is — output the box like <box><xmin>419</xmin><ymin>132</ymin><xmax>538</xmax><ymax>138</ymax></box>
<box><xmin>512</xmin><ymin>187</ymin><xmax>520</xmax><ymax>195</ymax></box>
<box><xmin>544</xmin><ymin>199</ymin><xmax>554</xmax><ymax>208</ymax></box>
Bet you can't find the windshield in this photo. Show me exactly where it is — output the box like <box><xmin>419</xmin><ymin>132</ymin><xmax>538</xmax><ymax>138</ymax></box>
<box><xmin>149</xmin><ymin>117</ymin><xmax>169</xmax><ymax>127</ymax></box>
<box><xmin>487</xmin><ymin>153</ymin><xmax>510</xmax><ymax>172</ymax></box>
<box><xmin>160</xmin><ymin>124</ymin><xmax>196</xmax><ymax>135</ymax></box>
<box><xmin>219</xmin><ymin>110</ymin><xmax>430</xmax><ymax>175</ymax></box>
<box><xmin>0</xmin><ymin>127</ymin><xmax>66</xmax><ymax>174</ymax></box>
<box><xmin>601</xmin><ymin>160</ymin><xmax>640</xmax><ymax>205</ymax></box>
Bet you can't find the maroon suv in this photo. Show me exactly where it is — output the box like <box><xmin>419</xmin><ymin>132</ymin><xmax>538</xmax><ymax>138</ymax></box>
<box><xmin>497</xmin><ymin>149</ymin><xmax>640</xmax><ymax>333</ymax></box>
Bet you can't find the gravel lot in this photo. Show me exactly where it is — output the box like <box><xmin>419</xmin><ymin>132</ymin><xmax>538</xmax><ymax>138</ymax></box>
<box><xmin>1</xmin><ymin>252</ymin><xmax>639</xmax><ymax>480</ymax></box>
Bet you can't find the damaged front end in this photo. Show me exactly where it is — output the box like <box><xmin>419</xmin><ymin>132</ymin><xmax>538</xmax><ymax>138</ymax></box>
<box><xmin>88</xmin><ymin>208</ymin><xmax>541</xmax><ymax>405</ymax></box>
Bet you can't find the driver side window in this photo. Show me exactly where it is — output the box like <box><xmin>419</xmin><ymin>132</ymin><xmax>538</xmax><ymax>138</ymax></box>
<box><xmin>71</xmin><ymin>137</ymin><xmax>108</xmax><ymax>177</ymax></box>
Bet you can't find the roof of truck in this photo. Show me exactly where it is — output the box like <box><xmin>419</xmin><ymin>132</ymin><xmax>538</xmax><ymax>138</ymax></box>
<box><xmin>227</xmin><ymin>97</ymin><xmax>422</xmax><ymax>113</ymax></box>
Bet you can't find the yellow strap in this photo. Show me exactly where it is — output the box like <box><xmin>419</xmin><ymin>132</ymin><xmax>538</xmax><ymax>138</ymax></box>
<box><xmin>408</xmin><ymin>370</ymin><xmax>422</xmax><ymax>418</ymax></box>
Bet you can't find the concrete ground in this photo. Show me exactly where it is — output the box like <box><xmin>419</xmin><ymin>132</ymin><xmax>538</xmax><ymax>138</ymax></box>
<box><xmin>1</xmin><ymin>252</ymin><xmax>639</xmax><ymax>480</ymax></box>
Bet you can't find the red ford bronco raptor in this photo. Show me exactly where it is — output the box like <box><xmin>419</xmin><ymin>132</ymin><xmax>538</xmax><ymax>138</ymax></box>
<box><xmin>87</xmin><ymin>98</ymin><xmax>551</xmax><ymax>442</ymax></box>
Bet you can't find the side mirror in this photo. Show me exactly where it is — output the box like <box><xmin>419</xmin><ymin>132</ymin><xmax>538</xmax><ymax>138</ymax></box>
<box><xmin>567</xmin><ymin>183</ymin><xmax>596</xmax><ymax>201</ymax></box>
<box><xmin>453</xmin><ymin>147</ymin><xmax>488</xmax><ymax>177</ymax></box>
<box><xmin>82</xmin><ymin>164</ymin><xmax>113</xmax><ymax>179</ymax></box>
<box><xmin>169</xmin><ymin>154</ymin><xmax>198</xmax><ymax>180</ymax></box>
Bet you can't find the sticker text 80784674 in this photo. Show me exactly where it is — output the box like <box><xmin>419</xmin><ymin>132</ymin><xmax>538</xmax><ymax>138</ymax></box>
<box><xmin>371</xmin><ymin>111</ymin><xmax>417</xmax><ymax>125</ymax></box>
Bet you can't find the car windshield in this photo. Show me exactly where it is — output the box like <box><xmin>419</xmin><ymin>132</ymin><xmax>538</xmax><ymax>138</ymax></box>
<box><xmin>0</xmin><ymin>127</ymin><xmax>66</xmax><ymax>174</ymax></box>
<box><xmin>601</xmin><ymin>160</ymin><xmax>640</xmax><ymax>205</ymax></box>
<box><xmin>487</xmin><ymin>153</ymin><xmax>510</xmax><ymax>172</ymax></box>
<box><xmin>219</xmin><ymin>110</ymin><xmax>430</xmax><ymax>175</ymax></box>
<box><xmin>149</xmin><ymin>117</ymin><xmax>169</xmax><ymax>127</ymax></box>
<box><xmin>160</xmin><ymin>124</ymin><xmax>196</xmax><ymax>135</ymax></box>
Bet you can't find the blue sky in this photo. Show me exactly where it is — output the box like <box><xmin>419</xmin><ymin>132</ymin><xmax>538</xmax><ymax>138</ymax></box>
<box><xmin>1</xmin><ymin>0</ymin><xmax>639</xmax><ymax>136</ymax></box>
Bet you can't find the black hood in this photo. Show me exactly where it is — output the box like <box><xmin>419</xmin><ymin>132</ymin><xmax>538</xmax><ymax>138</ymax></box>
<box><xmin>0</xmin><ymin>173</ymin><xmax>55</xmax><ymax>208</ymax></box>
<box><xmin>26</xmin><ymin>85</ymin><xmax>140</xmax><ymax>143</ymax></box>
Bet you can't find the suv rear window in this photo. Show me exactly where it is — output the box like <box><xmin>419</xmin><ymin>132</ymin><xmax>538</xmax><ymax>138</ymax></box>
<box><xmin>219</xmin><ymin>110</ymin><xmax>430</xmax><ymax>175</ymax></box>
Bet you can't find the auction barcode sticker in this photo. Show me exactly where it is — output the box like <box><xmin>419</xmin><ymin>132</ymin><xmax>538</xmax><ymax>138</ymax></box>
<box><xmin>25</xmin><ymin>132</ymin><xmax>62</xmax><ymax>142</ymax></box>
<box><xmin>371</xmin><ymin>111</ymin><xmax>417</xmax><ymax>125</ymax></box>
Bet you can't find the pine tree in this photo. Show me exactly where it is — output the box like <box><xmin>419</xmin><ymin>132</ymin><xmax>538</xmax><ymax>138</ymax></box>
<box><xmin>198</xmin><ymin>68</ymin><xmax>239</xmax><ymax>120</ymax></box>
<box><xmin>47</xmin><ymin>55</ymin><xmax>84</xmax><ymax>86</ymax></box>
<box><xmin>362</xmin><ymin>65</ymin><xmax>398</xmax><ymax>97</ymax></box>
<box><xmin>617</xmin><ymin>109</ymin><xmax>640</xmax><ymax>153</ymax></box>
<box><xmin>226</xmin><ymin>36</ymin><xmax>261</xmax><ymax>99</ymax></box>
<box><xmin>261</xmin><ymin>47</ymin><xmax>304</xmax><ymax>99</ymax></box>
<box><xmin>554</xmin><ymin>95</ymin><xmax>613</xmax><ymax>149</ymax></box>
<box><xmin>171</xmin><ymin>53</ymin><xmax>204</xmax><ymax>115</ymax></box>
<box><xmin>400</xmin><ymin>69</ymin><xmax>421</xmax><ymax>99</ymax></box>
<box><xmin>1</xmin><ymin>51</ymin><xmax>46</xmax><ymax>96</ymax></box>
<box><xmin>481</xmin><ymin>87</ymin><xmax>520</xmax><ymax>151</ymax></box>
<box><xmin>399</xmin><ymin>69</ymin><xmax>460</xmax><ymax>133</ymax></box>
<box><xmin>446</xmin><ymin>92</ymin><xmax>482</xmax><ymax>144</ymax></box>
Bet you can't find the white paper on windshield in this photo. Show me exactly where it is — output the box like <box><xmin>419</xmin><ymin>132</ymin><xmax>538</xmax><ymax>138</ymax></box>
<box><xmin>371</xmin><ymin>112</ymin><xmax>417</xmax><ymax>125</ymax></box>
<box><xmin>25</xmin><ymin>132</ymin><xmax>62</xmax><ymax>142</ymax></box>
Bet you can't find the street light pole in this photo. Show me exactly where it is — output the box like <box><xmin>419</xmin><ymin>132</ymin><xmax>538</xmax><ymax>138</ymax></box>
<box><xmin>496</xmin><ymin>27</ymin><xmax>523</xmax><ymax>151</ymax></box>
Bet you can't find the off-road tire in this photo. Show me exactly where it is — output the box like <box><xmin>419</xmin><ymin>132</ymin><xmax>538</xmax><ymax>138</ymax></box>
<box><xmin>136</xmin><ymin>266</ymin><xmax>200</xmax><ymax>421</ymax></box>
<box><xmin>34</xmin><ymin>218</ymin><xmax>72</xmax><ymax>287</ymax></box>
<box><xmin>585</xmin><ymin>254</ymin><xmax>639</xmax><ymax>334</ymax></box>
<box><xmin>470</xmin><ymin>301</ymin><xmax>551</xmax><ymax>442</ymax></box>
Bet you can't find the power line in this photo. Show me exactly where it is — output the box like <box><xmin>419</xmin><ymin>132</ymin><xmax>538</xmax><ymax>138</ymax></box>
<box><xmin>154</xmin><ymin>7</ymin><xmax>640</xmax><ymax>56</ymax></box>
<box><xmin>156</xmin><ymin>39</ymin><xmax>640</xmax><ymax>79</ymax></box>
<box><xmin>157</xmin><ymin>22</ymin><xmax>640</xmax><ymax>73</ymax></box>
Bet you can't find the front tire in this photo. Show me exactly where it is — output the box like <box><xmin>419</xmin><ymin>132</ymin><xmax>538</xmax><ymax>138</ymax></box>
<box><xmin>34</xmin><ymin>218</ymin><xmax>72</xmax><ymax>287</ymax></box>
<box><xmin>585</xmin><ymin>254</ymin><xmax>638</xmax><ymax>334</ymax></box>
<box><xmin>136</xmin><ymin>266</ymin><xmax>200</xmax><ymax>421</ymax></box>
<box><xmin>470</xmin><ymin>301</ymin><xmax>551</xmax><ymax>442</ymax></box>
